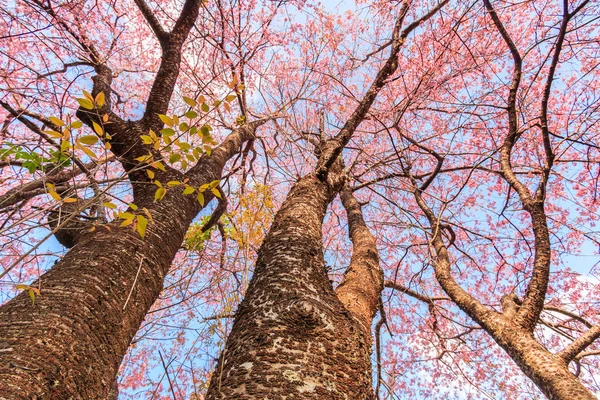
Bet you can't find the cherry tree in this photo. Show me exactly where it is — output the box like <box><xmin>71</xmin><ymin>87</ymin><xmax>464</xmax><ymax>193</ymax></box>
<box><xmin>0</xmin><ymin>0</ymin><xmax>599</xmax><ymax>399</ymax></box>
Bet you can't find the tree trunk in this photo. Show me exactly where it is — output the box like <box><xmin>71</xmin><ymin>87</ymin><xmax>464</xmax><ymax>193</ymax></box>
<box><xmin>206</xmin><ymin>174</ymin><xmax>376</xmax><ymax>399</ymax></box>
<box><xmin>0</xmin><ymin>122</ymin><xmax>259</xmax><ymax>398</ymax></box>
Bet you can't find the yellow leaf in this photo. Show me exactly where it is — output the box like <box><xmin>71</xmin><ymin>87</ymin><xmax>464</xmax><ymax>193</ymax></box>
<box><xmin>155</xmin><ymin>187</ymin><xmax>166</xmax><ymax>201</ymax></box>
<box><xmin>76</xmin><ymin>98</ymin><xmax>94</xmax><ymax>110</ymax></box>
<box><xmin>183</xmin><ymin>96</ymin><xmax>197</xmax><ymax>107</ymax></box>
<box><xmin>197</xmin><ymin>191</ymin><xmax>205</xmax><ymax>206</ymax></box>
<box><xmin>71</xmin><ymin>121</ymin><xmax>83</xmax><ymax>129</ymax></box>
<box><xmin>120</xmin><ymin>212</ymin><xmax>135</xmax><ymax>220</ymax></box>
<box><xmin>158</xmin><ymin>114</ymin><xmax>173</xmax><ymax>126</ymax></box>
<box><xmin>79</xmin><ymin>135</ymin><xmax>99</xmax><ymax>145</ymax></box>
<box><xmin>167</xmin><ymin>181</ymin><xmax>181</xmax><ymax>187</ymax></box>
<box><xmin>44</xmin><ymin>130</ymin><xmax>63</xmax><ymax>138</ymax></box>
<box><xmin>225</xmin><ymin>94</ymin><xmax>237</xmax><ymax>102</ymax></box>
<box><xmin>141</xmin><ymin>135</ymin><xmax>153</xmax><ymax>144</ymax></box>
<box><xmin>49</xmin><ymin>116</ymin><xmax>64</xmax><ymax>127</ymax></box>
<box><xmin>82</xmin><ymin>90</ymin><xmax>94</xmax><ymax>101</ymax></box>
<box><xmin>102</xmin><ymin>113</ymin><xmax>109</xmax><ymax>123</ymax></box>
<box><xmin>146</xmin><ymin>170</ymin><xmax>155</xmax><ymax>179</ymax></box>
<box><xmin>60</xmin><ymin>140</ymin><xmax>70</xmax><ymax>152</ymax></box>
<box><xmin>142</xmin><ymin>207</ymin><xmax>154</xmax><ymax>223</ymax></box>
<box><xmin>92</xmin><ymin>121</ymin><xmax>104</xmax><ymax>136</ymax></box>
<box><xmin>79</xmin><ymin>145</ymin><xmax>97</xmax><ymax>159</ymax></box>
<box><xmin>49</xmin><ymin>191</ymin><xmax>62</xmax><ymax>201</ymax></box>
<box><xmin>183</xmin><ymin>186</ymin><xmax>195</xmax><ymax>195</ymax></box>
<box><xmin>152</xmin><ymin>161</ymin><xmax>166</xmax><ymax>172</ymax></box>
<box><xmin>120</xmin><ymin>218</ymin><xmax>134</xmax><ymax>227</ymax></box>
<box><xmin>63</xmin><ymin>197</ymin><xmax>78</xmax><ymax>203</ymax></box>
<box><xmin>135</xmin><ymin>154</ymin><xmax>152</xmax><ymax>163</ymax></box>
<box><xmin>95</xmin><ymin>92</ymin><xmax>105</xmax><ymax>107</ymax></box>
<box><xmin>129</xmin><ymin>203</ymin><xmax>139</xmax><ymax>210</ymax></box>
<box><xmin>211</xmin><ymin>187</ymin><xmax>221</xmax><ymax>198</ymax></box>
<box><xmin>136</xmin><ymin>215</ymin><xmax>148</xmax><ymax>238</ymax></box>
<box><xmin>103</xmin><ymin>202</ymin><xmax>117</xmax><ymax>209</ymax></box>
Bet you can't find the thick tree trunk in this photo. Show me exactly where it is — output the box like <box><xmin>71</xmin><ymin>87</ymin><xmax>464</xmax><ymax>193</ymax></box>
<box><xmin>0</xmin><ymin>190</ymin><xmax>198</xmax><ymax>398</ymax></box>
<box><xmin>0</xmin><ymin>122</ymin><xmax>259</xmax><ymax>398</ymax></box>
<box><xmin>205</xmin><ymin>174</ymin><xmax>376</xmax><ymax>399</ymax></box>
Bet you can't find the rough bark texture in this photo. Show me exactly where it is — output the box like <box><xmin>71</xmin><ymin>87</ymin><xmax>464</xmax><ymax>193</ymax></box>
<box><xmin>0</xmin><ymin>122</ymin><xmax>260</xmax><ymax>398</ymax></box>
<box><xmin>206</xmin><ymin>174</ymin><xmax>376</xmax><ymax>399</ymax></box>
<box><xmin>335</xmin><ymin>184</ymin><xmax>383</xmax><ymax>332</ymax></box>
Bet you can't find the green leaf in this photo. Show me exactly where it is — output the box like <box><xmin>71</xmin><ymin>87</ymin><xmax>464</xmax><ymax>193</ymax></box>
<box><xmin>79</xmin><ymin>135</ymin><xmax>99</xmax><ymax>145</ymax></box>
<box><xmin>178</xmin><ymin>142</ymin><xmax>191</xmax><ymax>151</ymax></box>
<box><xmin>160</xmin><ymin>128</ymin><xmax>175</xmax><ymax>136</ymax></box>
<box><xmin>136</xmin><ymin>215</ymin><xmax>148</xmax><ymax>238</ymax></box>
<box><xmin>197</xmin><ymin>191</ymin><xmax>205</xmax><ymax>206</ymax></box>
<box><xmin>201</xmin><ymin>103</ymin><xmax>209</xmax><ymax>112</ymax></box>
<box><xmin>169</xmin><ymin>153</ymin><xmax>181</xmax><ymax>164</ymax></box>
<box><xmin>184</xmin><ymin>110</ymin><xmax>198</xmax><ymax>119</ymax></box>
<box><xmin>179</xmin><ymin>122</ymin><xmax>189</xmax><ymax>131</ymax></box>
<box><xmin>141</xmin><ymin>135</ymin><xmax>153</xmax><ymax>144</ymax></box>
<box><xmin>201</xmin><ymin>126</ymin><xmax>210</xmax><ymax>136</ymax></box>
<box><xmin>183</xmin><ymin>96</ymin><xmax>197</xmax><ymax>107</ymax></box>
<box><xmin>155</xmin><ymin>187</ymin><xmax>166</xmax><ymax>201</ymax></box>
<box><xmin>76</xmin><ymin>98</ymin><xmax>94</xmax><ymax>110</ymax></box>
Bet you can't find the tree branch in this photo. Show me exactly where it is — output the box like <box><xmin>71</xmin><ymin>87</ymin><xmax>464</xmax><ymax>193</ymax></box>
<box><xmin>559</xmin><ymin>324</ymin><xmax>600</xmax><ymax>363</ymax></box>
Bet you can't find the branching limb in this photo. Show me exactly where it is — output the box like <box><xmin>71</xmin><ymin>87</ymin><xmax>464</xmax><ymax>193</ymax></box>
<box><xmin>335</xmin><ymin>182</ymin><xmax>383</xmax><ymax>331</ymax></box>
<box><xmin>133</xmin><ymin>0</ymin><xmax>168</xmax><ymax>43</ymax></box>
<box><xmin>559</xmin><ymin>324</ymin><xmax>600</xmax><ymax>364</ymax></box>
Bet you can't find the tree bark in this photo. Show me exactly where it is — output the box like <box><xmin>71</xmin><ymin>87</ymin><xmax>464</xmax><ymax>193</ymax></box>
<box><xmin>0</xmin><ymin>123</ymin><xmax>261</xmax><ymax>399</ymax></box>
<box><xmin>206</xmin><ymin>171</ymin><xmax>380</xmax><ymax>399</ymax></box>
